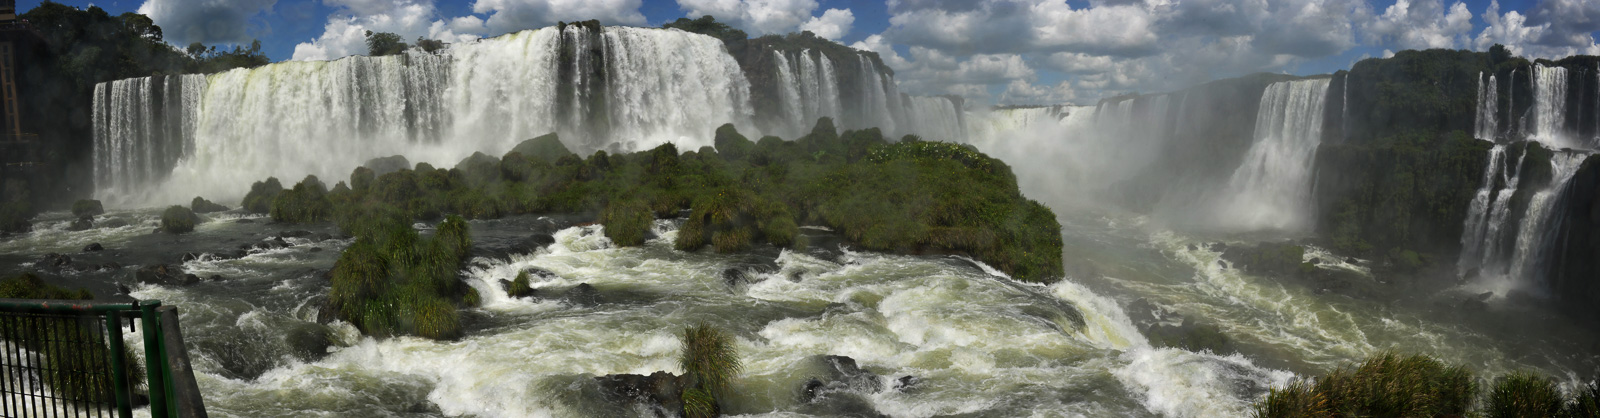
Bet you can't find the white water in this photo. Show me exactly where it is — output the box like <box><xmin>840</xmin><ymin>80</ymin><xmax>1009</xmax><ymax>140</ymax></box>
<box><xmin>1476</xmin><ymin>72</ymin><xmax>1499</xmax><ymax>141</ymax></box>
<box><xmin>901</xmin><ymin>96</ymin><xmax>965</xmax><ymax>142</ymax></box>
<box><xmin>1211</xmin><ymin>78</ymin><xmax>1331</xmax><ymax>232</ymax></box>
<box><xmin>1506</xmin><ymin>151</ymin><xmax>1590</xmax><ymax>288</ymax></box>
<box><xmin>94</xmin><ymin>27</ymin><xmax>753</xmax><ymax>206</ymax></box>
<box><xmin>1458</xmin><ymin>144</ymin><xmax>1507</xmax><ymax>276</ymax></box>
<box><xmin>1531</xmin><ymin>64</ymin><xmax>1571</xmax><ymax>148</ymax></box>
<box><xmin>855</xmin><ymin>56</ymin><xmax>897</xmax><ymax>136</ymax></box>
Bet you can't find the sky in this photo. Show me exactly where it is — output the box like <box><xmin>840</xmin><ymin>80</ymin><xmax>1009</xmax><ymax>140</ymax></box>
<box><xmin>17</xmin><ymin>0</ymin><xmax>1600</xmax><ymax>106</ymax></box>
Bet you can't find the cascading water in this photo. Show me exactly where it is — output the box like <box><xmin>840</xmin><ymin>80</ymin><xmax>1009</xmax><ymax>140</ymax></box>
<box><xmin>1476</xmin><ymin>72</ymin><xmax>1499</xmax><ymax>141</ymax></box>
<box><xmin>855</xmin><ymin>55</ymin><xmax>896</xmax><ymax>135</ymax></box>
<box><xmin>1531</xmin><ymin>64</ymin><xmax>1570</xmax><ymax>148</ymax></box>
<box><xmin>92</xmin><ymin>74</ymin><xmax>207</xmax><ymax>202</ymax></box>
<box><xmin>901</xmin><ymin>96</ymin><xmax>966</xmax><ymax>142</ymax></box>
<box><xmin>1210</xmin><ymin>78</ymin><xmax>1331</xmax><ymax>232</ymax></box>
<box><xmin>94</xmin><ymin>27</ymin><xmax>753</xmax><ymax>206</ymax></box>
<box><xmin>771</xmin><ymin>50</ymin><xmax>843</xmax><ymax>138</ymax></box>
<box><xmin>1508</xmin><ymin>151</ymin><xmax>1591</xmax><ymax>287</ymax></box>
<box><xmin>1458</xmin><ymin>145</ymin><xmax>1509</xmax><ymax>276</ymax></box>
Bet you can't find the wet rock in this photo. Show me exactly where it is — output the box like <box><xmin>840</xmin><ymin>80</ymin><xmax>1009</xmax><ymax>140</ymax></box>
<box><xmin>285</xmin><ymin>324</ymin><xmax>335</xmax><ymax>362</ymax></box>
<box><xmin>892</xmin><ymin>376</ymin><xmax>920</xmax><ymax>391</ymax></box>
<box><xmin>721</xmin><ymin>268</ymin><xmax>749</xmax><ymax>287</ymax></box>
<box><xmin>207</xmin><ymin>275</ymin><xmax>225</xmax><ymax>282</ymax></box>
<box><xmin>1210</xmin><ymin>242</ymin><xmax>1228</xmax><ymax>252</ymax></box>
<box><xmin>562</xmin><ymin>283</ymin><xmax>601</xmax><ymax>306</ymax></box>
<box><xmin>595</xmin><ymin>371</ymin><xmax>685</xmax><ymax>415</ymax></box>
<box><xmin>235</xmin><ymin>219</ymin><xmax>256</xmax><ymax>224</ymax></box>
<box><xmin>278</xmin><ymin>230</ymin><xmax>312</xmax><ymax>238</ymax></box>
<box><xmin>191</xmin><ymin>197</ymin><xmax>230</xmax><ymax>213</ymax></box>
<box><xmin>36</xmin><ymin>253</ymin><xmax>72</xmax><ymax>269</ymax></box>
<box><xmin>181</xmin><ymin>252</ymin><xmax>206</xmax><ymax>262</ymax></box>
<box><xmin>308</xmin><ymin>247</ymin><xmax>323</xmax><ymax>253</ymax></box>
<box><xmin>789</xmin><ymin>270</ymin><xmax>805</xmax><ymax>282</ymax></box>
<box><xmin>101</xmin><ymin>218</ymin><xmax>130</xmax><ymax>228</ymax></box>
<box><xmin>800</xmin><ymin>355</ymin><xmax>885</xmax><ymax>403</ymax></box>
<box><xmin>1146</xmin><ymin>317</ymin><xmax>1236</xmax><ymax>355</ymax></box>
<box><xmin>68</xmin><ymin>216</ymin><xmax>94</xmax><ymax>231</ymax></box>
<box><xmin>313</xmin><ymin>233</ymin><xmax>332</xmax><ymax>242</ymax></box>
<box><xmin>1187</xmin><ymin>244</ymin><xmax>1198</xmax><ymax>251</ymax></box>
<box><xmin>529</xmin><ymin>234</ymin><xmax>557</xmax><ymax>248</ymax></box>
<box><xmin>136</xmin><ymin>264</ymin><xmax>200</xmax><ymax>286</ymax></box>
<box><xmin>82</xmin><ymin>243</ymin><xmax>104</xmax><ymax>252</ymax></box>
<box><xmin>101</xmin><ymin>262</ymin><xmax>121</xmax><ymax>271</ymax></box>
<box><xmin>116</xmin><ymin>284</ymin><xmax>131</xmax><ymax>295</ymax></box>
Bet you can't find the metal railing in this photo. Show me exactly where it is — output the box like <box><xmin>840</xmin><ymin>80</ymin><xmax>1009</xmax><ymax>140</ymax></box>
<box><xmin>0</xmin><ymin>299</ymin><xmax>206</xmax><ymax>418</ymax></box>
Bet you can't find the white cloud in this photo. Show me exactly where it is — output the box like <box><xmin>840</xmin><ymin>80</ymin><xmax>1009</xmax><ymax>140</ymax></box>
<box><xmin>291</xmin><ymin>0</ymin><xmax>445</xmax><ymax>61</ymax></box>
<box><xmin>799</xmin><ymin>8</ymin><xmax>854</xmax><ymax>40</ymax></box>
<box><xmin>473</xmin><ymin>0</ymin><xmax>647</xmax><ymax>35</ymax></box>
<box><xmin>1000</xmin><ymin>79</ymin><xmax>1078</xmax><ymax>104</ymax></box>
<box><xmin>1359</xmin><ymin>0</ymin><xmax>1473</xmax><ymax>50</ymax></box>
<box><xmin>137</xmin><ymin>0</ymin><xmax>276</xmax><ymax>46</ymax></box>
<box><xmin>1474</xmin><ymin>0</ymin><xmax>1600</xmax><ymax>58</ymax></box>
<box><xmin>677</xmin><ymin>0</ymin><xmax>821</xmax><ymax>35</ymax></box>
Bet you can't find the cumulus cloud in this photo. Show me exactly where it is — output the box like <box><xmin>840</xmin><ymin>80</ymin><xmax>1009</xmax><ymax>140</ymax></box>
<box><xmin>799</xmin><ymin>8</ymin><xmax>854</xmax><ymax>40</ymax></box>
<box><xmin>292</xmin><ymin>0</ymin><xmax>449</xmax><ymax>61</ymax></box>
<box><xmin>473</xmin><ymin>0</ymin><xmax>646</xmax><ymax>35</ymax></box>
<box><xmin>137</xmin><ymin>0</ymin><xmax>276</xmax><ymax>46</ymax></box>
<box><xmin>1359</xmin><ymin>0</ymin><xmax>1473</xmax><ymax>50</ymax></box>
<box><xmin>1000</xmin><ymin>79</ymin><xmax>1077</xmax><ymax>104</ymax></box>
<box><xmin>1475</xmin><ymin>0</ymin><xmax>1600</xmax><ymax>58</ymax></box>
<box><xmin>677</xmin><ymin>0</ymin><xmax>821</xmax><ymax>35</ymax></box>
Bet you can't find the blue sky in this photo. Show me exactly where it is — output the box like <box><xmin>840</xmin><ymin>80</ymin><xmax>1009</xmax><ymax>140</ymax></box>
<box><xmin>18</xmin><ymin>0</ymin><xmax>1596</xmax><ymax>105</ymax></box>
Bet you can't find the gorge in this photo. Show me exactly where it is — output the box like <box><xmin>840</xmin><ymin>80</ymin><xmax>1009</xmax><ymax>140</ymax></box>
<box><xmin>3</xmin><ymin>16</ymin><xmax>1599</xmax><ymax>418</ymax></box>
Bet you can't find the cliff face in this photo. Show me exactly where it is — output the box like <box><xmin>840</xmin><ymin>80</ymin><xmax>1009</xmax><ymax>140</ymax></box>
<box><xmin>1548</xmin><ymin>155</ymin><xmax>1600</xmax><ymax>329</ymax></box>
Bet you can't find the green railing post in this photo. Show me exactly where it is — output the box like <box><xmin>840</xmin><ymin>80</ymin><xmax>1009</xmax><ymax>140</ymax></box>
<box><xmin>139</xmin><ymin>300</ymin><xmax>170</xmax><ymax>418</ymax></box>
<box><xmin>105</xmin><ymin>310</ymin><xmax>133</xmax><ymax>418</ymax></box>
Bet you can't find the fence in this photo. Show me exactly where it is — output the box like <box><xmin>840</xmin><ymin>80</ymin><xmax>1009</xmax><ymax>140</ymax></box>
<box><xmin>0</xmin><ymin>299</ymin><xmax>206</xmax><ymax>418</ymax></box>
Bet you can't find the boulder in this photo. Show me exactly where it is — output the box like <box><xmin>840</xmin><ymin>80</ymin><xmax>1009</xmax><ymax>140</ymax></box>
<box><xmin>800</xmin><ymin>355</ymin><xmax>884</xmax><ymax>403</ymax></box>
<box><xmin>82</xmin><ymin>243</ymin><xmax>103</xmax><ymax>252</ymax></box>
<box><xmin>190</xmin><ymin>197</ymin><xmax>230</xmax><ymax>213</ymax></box>
<box><xmin>67</xmin><ymin>216</ymin><xmax>93</xmax><ymax>231</ymax></box>
<box><xmin>136</xmin><ymin>264</ymin><xmax>200</xmax><ymax>286</ymax></box>
<box><xmin>594</xmin><ymin>371</ymin><xmax>686</xmax><ymax>415</ymax></box>
<box><xmin>562</xmin><ymin>283</ymin><xmax>601</xmax><ymax>306</ymax></box>
<box><xmin>71</xmin><ymin>199</ymin><xmax>104</xmax><ymax>218</ymax></box>
<box><xmin>363</xmin><ymin>155</ymin><xmax>411</xmax><ymax>176</ymax></box>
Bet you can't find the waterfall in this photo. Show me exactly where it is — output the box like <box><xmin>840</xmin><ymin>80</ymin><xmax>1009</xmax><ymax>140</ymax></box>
<box><xmin>94</xmin><ymin>27</ymin><xmax>753</xmax><ymax>205</ymax></box>
<box><xmin>1458</xmin><ymin>145</ymin><xmax>1507</xmax><ymax>276</ymax></box>
<box><xmin>902</xmin><ymin>96</ymin><xmax>965</xmax><ymax>142</ymax></box>
<box><xmin>92</xmin><ymin>74</ymin><xmax>207</xmax><ymax>203</ymax></box>
<box><xmin>1507</xmin><ymin>68</ymin><xmax>1517</xmax><ymax>137</ymax></box>
<box><xmin>1341</xmin><ymin>73</ymin><xmax>1349</xmax><ymax>142</ymax></box>
<box><xmin>770</xmin><ymin>49</ymin><xmax>845</xmax><ymax>138</ymax></box>
<box><xmin>1476</xmin><ymin>72</ymin><xmax>1499</xmax><ymax>141</ymax></box>
<box><xmin>1531</xmin><ymin>64</ymin><xmax>1569</xmax><ymax>147</ymax></box>
<box><xmin>1212</xmin><ymin>78</ymin><xmax>1331</xmax><ymax>232</ymax></box>
<box><xmin>857</xmin><ymin>56</ymin><xmax>895</xmax><ymax>135</ymax></box>
<box><xmin>1508</xmin><ymin>151</ymin><xmax>1590</xmax><ymax>285</ymax></box>
<box><xmin>772</xmin><ymin>52</ymin><xmax>805</xmax><ymax>136</ymax></box>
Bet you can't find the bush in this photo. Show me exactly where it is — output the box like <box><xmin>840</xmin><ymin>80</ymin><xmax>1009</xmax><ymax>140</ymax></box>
<box><xmin>271</xmin><ymin>175</ymin><xmax>334</xmax><ymax>223</ymax></box>
<box><xmin>510</xmin><ymin>133</ymin><xmax>574</xmax><ymax>163</ymax></box>
<box><xmin>328</xmin><ymin>213</ymin><xmax>472</xmax><ymax>340</ymax></box>
<box><xmin>190</xmin><ymin>196</ymin><xmax>229</xmax><ymax>213</ymax></box>
<box><xmin>601</xmin><ymin>199</ymin><xmax>653</xmax><ymax>246</ymax></box>
<box><xmin>0</xmin><ymin>273</ymin><xmax>92</xmax><ymax>299</ymax></box>
<box><xmin>680</xmin><ymin>324</ymin><xmax>741</xmax><ymax>409</ymax></box>
<box><xmin>1252</xmin><ymin>352</ymin><xmax>1474</xmax><ymax>417</ymax></box>
<box><xmin>508</xmin><ymin>271</ymin><xmax>535</xmax><ymax>298</ymax></box>
<box><xmin>350</xmin><ymin>166</ymin><xmax>376</xmax><ymax>193</ymax></box>
<box><xmin>242</xmin><ymin>177</ymin><xmax>284</xmax><ymax>213</ymax></box>
<box><xmin>713</xmin><ymin>124</ymin><xmax>754</xmax><ymax>160</ymax></box>
<box><xmin>160</xmin><ymin>205</ymin><xmax>198</xmax><ymax>234</ymax></box>
<box><xmin>1485</xmin><ymin>372</ymin><xmax>1564</xmax><ymax>418</ymax></box>
<box><xmin>1569</xmin><ymin>378</ymin><xmax>1599</xmax><ymax>418</ymax></box>
<box><xmin>455</xmin><ymin>152</ymin><xmax>501</xmax><ymax>187</ymax></box>
<box><xmin>71</xmin><ymin>199</ymin><xmax>103</xmax><ymax>217</ymax></box>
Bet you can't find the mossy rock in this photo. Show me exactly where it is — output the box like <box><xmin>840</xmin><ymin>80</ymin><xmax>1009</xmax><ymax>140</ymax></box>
<box><xmin>713</xmin><ymin>124</ymin><xmax>754</xmax><ymax>160</ymax></box>
<box><xmin>271</xmin><ymin>175</ymin><xmax>334</xmax><ymax>224</ymax></box>
<box><xmin>191</xmin><ymin>196</ymin><xmax>229</xmax><ymax>213</ymax></box>
<box><xmin>455</xmin><ymin>152</ymin><xmax>502</xmax><ymax>187</ymax></box>
<box><xmin>161</xmin><ymin>205</ymin><xmax>199</xmax><ymax>234</ymax></box>
<box><xmin>71</xmin><ymin>199</ymin><xmax>104</xmax><ymax>218</ymax></box>
<box><xmin>601</xmin><ymin>199</ymin><xmax>654</xmax><ymax>246</ymax></box>
<box><xmin>510</xmin><ymin>133</ymin><xmax>575</xmax><ymax>163</ymax></box>
<box><xmin>363</xmin><ymin>155</ymin><xmax>411</xmax><ymax>176</ymax></box>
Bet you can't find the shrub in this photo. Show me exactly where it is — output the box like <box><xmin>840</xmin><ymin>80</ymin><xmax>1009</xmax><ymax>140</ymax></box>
<box><xmin>680</xmin><ymin>324</ymin><xmax>741</xmax><ymax>404</ymax></box>
<box><xmin>500</xmin><ymin>151</ymin><xmax>537</xmax><ymax>182</ymax></box>
<box><xmin>713</xmin><ymin>124</ymin><xmax>754</xmax><ymax>160</ymax></box>
<box><xmin>510</xmin><ymin>133</ymin><xmax>574</xmax><ymax>163</ymax></box>
<box><xmin>350</xmin><ymin>166</ymin><xmax>376</xmax><ymax>193</ymax></box>
<box><xmin>1252</xmin><ymin>352</ymin><xmax>1474</xmax><ymax>418</ymax></box>
<box><xmin>507</xmin><ymin>271</ymin><xmax>535</xmax><ymax>298</ymax></box>
<box><xmin>1569</xmin><ymin>378</ymin><xmax>1599</xmax><ymax>418</ymax></box>
<box><xmin>190</xmin><ymin>196</ymin><xmax>229</xmax><ymax>213</ymax></box>
<box><xmin>1485</xmin><ymin>372</ymin><xmax>1564</xmax><ymax>418</ymax></box>
<box><xmin>0</xmin><ymin>273</ymin><xmax>92</xmax><ymax>300</ymax></box>
<box><xmin>242</xmin><ymin>177</ymin><xmax>284</xmax><ymax>213</ymax></box>
<box><xmin>271</xmin><ymin>175</ymin><xmax>334</xmax><ymax>223</ymax></box>
<box><xmin>601</xmin><ymin>199</ymin><xmax>653</xmax><ymax>246</ymax></box>
<box><xmin>71</xmin><ymin>199</ymin><xmax>104</xmax><ymax>217</ymax></box>
<box><xmin>455</xmin><ymin>152</ymin><xmax>502</xmax><ymax>187</ymax></box>
<box><xmin>328</xmin><ymin>213</ymin><xmax>472</xmax><ymax>340</ymax></box>
<box><xmin>161</xmin><ymin>205</ymin><xmax>198</xmax><ymax>234</ymax></box>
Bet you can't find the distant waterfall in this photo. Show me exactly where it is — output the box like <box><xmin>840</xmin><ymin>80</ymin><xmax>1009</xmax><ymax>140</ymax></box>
<box><xmin>1213</xmin><ymin>78</ymin><xmax>1331</xmax><ymax>231</ymax></box>
<box><xmin>902</xmin><ymin>96</ymin><xmax>965</xmax><ymax>142</ymax></box>
<box><xmin>1459</xmin><ymin>145</ymin><xmax>1510</xmax><ymax>276</ymax></box>
<box><xmin>1476</xmin><ymin>72</ymin><xmax>1499</xmax><ymax>141</ymax></box>
<box><xmin>94</xmin><ymin>26</ymin><xmax>754</xmax><ymax>205</ymax></box>
<box><xmin>771</xmin><ymin>49</ymin><xmax>843</xmax><ymax>137</ymax></box>
<box><xmin>1531</xmin><ymin>64</ymin><xmax>1569</xmax><ymax>147</ymax></box>
<box><xmin>856</xmin><ymin>55</ymin><xmax>896</xmax><ymax>135</ymax></box>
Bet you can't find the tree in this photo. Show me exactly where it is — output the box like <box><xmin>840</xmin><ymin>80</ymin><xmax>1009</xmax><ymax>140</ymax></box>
<box><xmin>662</xmin><ymin>15</ymin><xmax>747</xmax><ymax>45</ymax></box>
<box><xmin>415</xmin><ymin>37</ymin><xmax>445</xmax><ymax>53</ymax></box>
<box><xmin>365</xmin><ymin>31</ymin><xmax>407</xmax><ymax>56</ymax></box>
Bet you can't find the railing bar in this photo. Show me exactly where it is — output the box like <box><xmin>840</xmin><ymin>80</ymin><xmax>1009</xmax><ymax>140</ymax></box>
<box><xmin>2</xmin><ymin>315</ymin><xmax>16</xmax><ymax>417</ymax></box>
<box><xmin>46</xmin><ymin>315</ymin><xmax>63</xmax><ymax>418</ymax></box>
<box><xmin>74</xmin><ymin>318</ymin><xmax>90</xmax><ymax>418</ymax></box>
<box><xmin>32</xmin><ymin>315</ymin><xmax>48</xmax><ymax>418</ymax></box>
<box><xmin>95</xmin><ymin>318</ymin><xmax>108</xmax><ymax>418</ymax></box>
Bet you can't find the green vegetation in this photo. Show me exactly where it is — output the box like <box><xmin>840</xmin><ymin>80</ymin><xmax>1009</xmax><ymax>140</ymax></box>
<box><xmin>679</xmin><ymin>324</ymin><xmax>741</xmax><ymax>416</ymax></box>
<box><xmin>240</xmin><ymin>122</ymin><xmax>1062</xmax><ymax>281</ymax></box>
<box><xmin>0</xmin><ymin>273</ymin><xmax>92</xmax><ymax>300</ymax></box>
<box><xmin>242</xmin><ymin>177</ymin><xmax>284</xmax><ymax>214</ymax></box>
<box><xmin>662</xmin><ymin>15</ymin><xmax>748</xmax><ymax>45</ymax></box>
<box><xmin>327</xmin><ymin>212</ymin><xmax>473</xmax><ymax>339</ymax></box>
<box><xmin>191</xmin><ymin>196</ymin><xmax>229</xmax><ymax>213</ymax></box>
<box><xmin>1254</xmin><ymin>353</ymin><xmax>1600</xmax><ymax>418</ymax></box>
<box><xmin>1485</xmin><ymin>372</ymin><xmax>1565</xmax><ymax>418</ymax></box>
<box><xmin>1315</xmin><ymin>130</ymin><xmax>1491</xmax><ymax>258</ymax></box>
<box><xmin>271</xmin><ymin>176</ymin><xmax>334</xmax><ymax>223</ymax></box>
<box><xmin>71</xmin><ymin>199</ymin><xmax>104</xmax><ymax>218</ymax></box>
<box><xmin>507</xmin><ymin>272</ymin><xmax>536</xmax><ymax>298</ymax></box>
<box><xmin>0</xmin><ymin>201</ymin><xmax>35</xmax><ymax>233</ymax></box>
<box><xmin>160</xmin><ymin>205</ymin><xmax>198</xmax><ymax>234</ymax></box>
<box><xmin>365</xmin><ymin>31</ymin><xmax>408</xmax><ymax>56</ymax></box>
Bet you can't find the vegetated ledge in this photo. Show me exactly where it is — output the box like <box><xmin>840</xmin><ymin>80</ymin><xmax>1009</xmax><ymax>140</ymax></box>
<box><xmin>238</xmin><ymin>118</ymin><xmax>1063</xmax><ymax>338</ymax></box>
